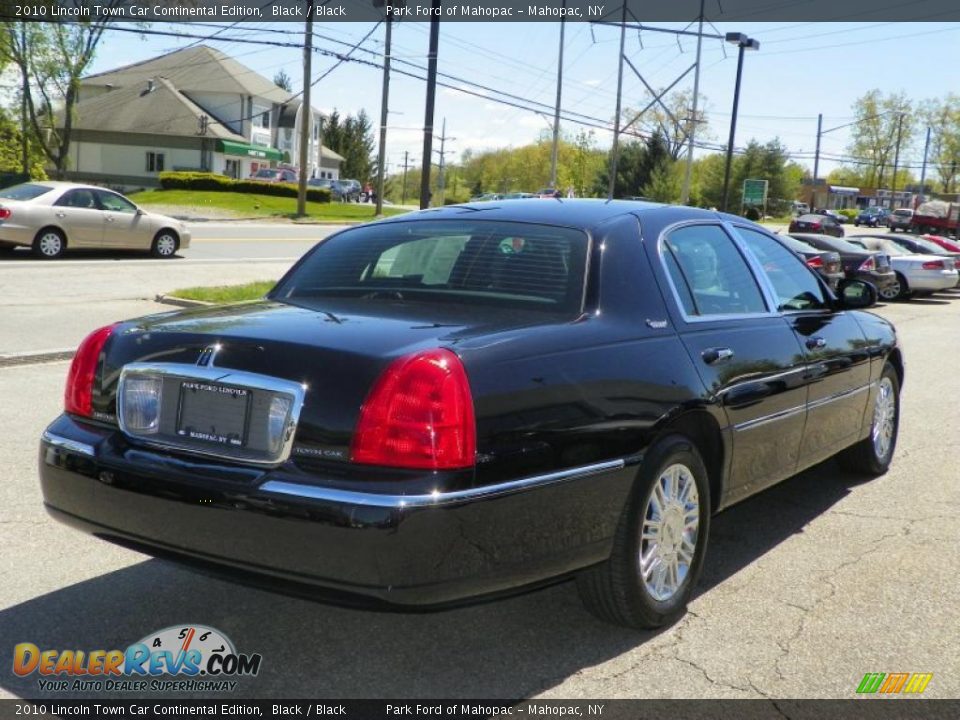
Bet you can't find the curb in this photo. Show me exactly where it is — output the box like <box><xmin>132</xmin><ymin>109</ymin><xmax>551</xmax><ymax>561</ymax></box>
<box><xmin>0</xmin><ymin>349</ymin><xmax>75</xmax><ymax>367</ymax></box>
<box><xmin>154</xmin><ymin>294</ymin><xmax>215</xmax><ymax>308</ymax></box>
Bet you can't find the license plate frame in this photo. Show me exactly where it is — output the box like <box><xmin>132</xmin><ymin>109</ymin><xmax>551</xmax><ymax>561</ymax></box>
<box><xmin>175</xmin><ymin>380</ymin><xmax>252</xmax><ymax>448</ymax></box>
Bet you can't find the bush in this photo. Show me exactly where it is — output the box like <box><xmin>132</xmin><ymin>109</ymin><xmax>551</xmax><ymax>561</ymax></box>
<box><xmin>838</xmin><ymin>208</ymin><xmax>858</xmax><ymax>221</ymax></box>
<box><xmin>743</xmin><ymin>206</ymin><xmax>761</xmax><ymax>221</ymax></box>
<box><xmin>158</xmin><ymin>171</ymin><xmax>331</xmax><ymax>203</ymax></box>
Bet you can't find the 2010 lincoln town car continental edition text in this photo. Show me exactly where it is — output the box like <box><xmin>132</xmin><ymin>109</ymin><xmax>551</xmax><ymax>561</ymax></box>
<box><xmin>39</xmin><ymin>200</ymin><xmax>902</xmax><ymax>629</ymax></box>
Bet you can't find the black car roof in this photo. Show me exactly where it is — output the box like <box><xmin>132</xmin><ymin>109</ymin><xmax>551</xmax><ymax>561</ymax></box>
<box><xmin>373</xmin><ymin>198</ymin><xmax>736</xmax><ymax>233</ymax></box>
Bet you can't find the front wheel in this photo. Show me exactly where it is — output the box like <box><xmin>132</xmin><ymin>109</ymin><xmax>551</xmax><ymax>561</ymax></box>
<box><xmin>837</xmin><ymin>363</ymin><xmax>900</xmax><ymax>476</ymax></box>
<box><xmin>151</xmin><ymin>231</ymin><xmax>179</xmax><ymax>258</ymax></box>
<box><xmin>576</xmin><ymin>434</ymin><xmax>711</xmax><ymax>629</ymax></box>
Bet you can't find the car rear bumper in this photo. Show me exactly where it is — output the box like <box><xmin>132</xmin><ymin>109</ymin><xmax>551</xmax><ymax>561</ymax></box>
<box><xmin>39</xmin><ymin>414</ymin><xmax>634</xmax><ymax>608</ymax></box>
<box><xmin>853</xmin><ymin>270</ymin><xmax>896</xmax><ymax>292</ymax></box>
<box><xmin>904</xmin><ymin>269</ymin><xmax>959</xmax><ymax>292</ymax></box>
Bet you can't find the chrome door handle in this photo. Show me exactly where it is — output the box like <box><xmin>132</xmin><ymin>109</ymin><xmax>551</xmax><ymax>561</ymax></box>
<box><xmin>105</xmin><ymin>216</ymin><xmax>115</xmax><ymax>222</ymax></box>
<box><xmin>806</xmin><ymin>337</ymin><xmax>826</xmax><ymax>350</ymax></box>
<box><xmin>702</xmin><ymin>347</ymin><xmax>734</xmax><ymax>365</ymax></box>
<box><xmin>55</xmin><ymin>211</ymin><xmax>65</xmax><ymax>218</ymax></box>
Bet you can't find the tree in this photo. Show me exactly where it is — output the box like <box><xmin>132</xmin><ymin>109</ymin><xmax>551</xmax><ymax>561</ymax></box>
<box><xmin>0</xmin><ymin>109</ymin><xmax>46</xmax><ymax>179</ymax></box>
<box><xmin>694</xmin><ymin>139</ymin><xmax>803</xmax><ymax>212</ymax></box>
<box><xmin>845</xmin><ymin>90</ymin><xmax>915</xmax><ymax>190</ymax></box>
<box><xmin>1</xmin><ymin>10</ymin><xmax>129</xmax><ymax>179</ymax></box>
<box><xmin>595</xmin><ymin>133</ymin><xmax>672</xmax><ymax>198</ymax></box>
<box><xmin>273</xmin><ymin>69</ymin><xmax>292</xmax><ymax>92</ymax></box>
<box><xmin>623</xmin><ymin>88</ymin><xmax>710</xmax><ymax>161</ymax></box>
<box><xmin>921</xmin><ymin>95</ymin><xmax>960</xmax><ymax>193</ymax></box>
<box><xmin>643</xmin><ymin>159</ymin><xmax>682</xmax><ymax>202</ymax></box>
<box><xmin>321</xmin><ymin>109</ymin><xmax>375</xmax><ymax>182</ymax></box>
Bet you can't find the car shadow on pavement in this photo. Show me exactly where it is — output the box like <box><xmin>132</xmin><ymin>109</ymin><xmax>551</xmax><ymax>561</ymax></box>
<box><xmin>0</xmin><ymin>459</ymin><xmax>865</xmax><ymax>700</ymax></box>
<box><xmin>0</xmin><ymin>250</ymin><xmax>183</xmax><ymax>262</ymax></box>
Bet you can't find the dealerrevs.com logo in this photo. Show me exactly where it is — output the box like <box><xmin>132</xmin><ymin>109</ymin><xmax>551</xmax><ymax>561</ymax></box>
<box><xmin>13</xmin><ymin>625</ymin><xmax>262</xmax><ymax>693</ymax></box>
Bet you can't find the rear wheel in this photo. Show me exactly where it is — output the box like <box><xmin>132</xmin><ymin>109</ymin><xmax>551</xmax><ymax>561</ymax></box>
<box><xmin>878</xmin><ymin>272</ymin><xmax>909</xmax><ymax>301</ymax></box>
<box><xmin>32</xmin><ymin>228</ymin><xmax>66</xmax><ymax>259</ymax></box>
<box><xmin>151</xmin><ymin>230</ymin><xmax>179</xmax><ymax>258</ymax></box>
<box><xmin>837</xmin><ymin>363</ymin><xmax>900</xmax><ymax>476</ymax></box>
<box><xmin>576</xmin><ymin>434</ymin><xmax>711</xmax><ymax>629</ymax></box>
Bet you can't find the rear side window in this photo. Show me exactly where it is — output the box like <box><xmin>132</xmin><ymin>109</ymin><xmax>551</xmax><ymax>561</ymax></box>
<box><xmin>273</xmin><ymin>220</ymin><xmax>589</xmax><ymax>315</ymax></box>
<box><xmin>661</xmin><ymin>224</ymin><xmax>767</xmax><ymax>317</ymax></box>
<box><xmin>0</xmin><ymin>183</ymin><xmax>54</xmax><ymax>201</ymax></box>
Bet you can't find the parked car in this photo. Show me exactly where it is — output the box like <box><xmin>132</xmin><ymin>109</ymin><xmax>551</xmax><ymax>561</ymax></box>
<box><xmin>778</xmin><ymin>235</ymin><xmax>844</xmax><ymax>291</ymax></box>
<box><xmin>307</xmin><ymin>178</ymin><xmax>333</xmax><ymax>190</ymax></box>
<box><xmin>470</xmin><ymin>193</ymin><xmax>500</xmax><ymax>202</ymax></box>
<box><xmin>535</xmin><ymin>188</ymin><xmax>562</xmax><ymax>199</ymax></box>
<box><xmin>0</xmin><ymin>181</ymin><xmax>190</xmax><ymax>259</ymax></box>
<box><xmin>862</xmin><ymin>233</ymin><xmax>960</xmax><ymax>277</ymax></box>
<box><xmin>788</xmin><ymin>233</ymin><xmax>896</xmax><ymax>296</ymax></box>
<box><xmin>502</xmin><ymin>192</ymin><xmax>537</xmax><ymax>200</ymax></box>
<box><xmin>789</xmin><ymin>213</ymin><xmax>845</xmax><ymax>237</ymax></box>
<box><xmin>887</xmin><ymin>208</ymin><xmax>914</xmax><ymax>232</ymax></box>
<box><xmin>40</xmin><ymin>201</ymin><xmax>901</xmax><ymax>630</ymax></box>
<box><xmin>252</xmin><ymin>168</ymin><xmax>298</xmax><ymax>183</ymax></box>
<box><xmin>331</xmin><ymin>179</ymin><xmax>362</xmax><ymax>202</ymax></box>
<box><xmin>791</xmin><ymin>201</ymin><xmax>810</xmax><ymax>216</ymax></box>
<box><xmin>922</xmin><ymin>234</ymin><xmax>960</xmax><ymax>253</ymax></box>
<box><xmin>815</xmin><ymin>209</ymin><xmax>847</xmax><ymax>224</ymax></box>
<box><xmin>854</xmin><ymin>207</ymin><xmax>889</xmax><ymax>227</ymax></box>
<box><xmin>847</xmin><ymin>237</ymin><xmax>958</xmax><ymax>300</ymax></box>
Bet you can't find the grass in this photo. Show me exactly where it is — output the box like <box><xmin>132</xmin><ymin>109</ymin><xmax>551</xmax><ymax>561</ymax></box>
<box><xmin>128</xmin><ymin>189</ymin><xmax>409</xmax><ymax>222</ymax></box>
<box><xmin>169</xmin><ymin>281</ymin><xmax>276</xmax><ymax>303</ymax></box>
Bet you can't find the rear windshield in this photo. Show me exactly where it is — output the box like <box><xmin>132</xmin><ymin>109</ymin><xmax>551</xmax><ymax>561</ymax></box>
<box><xmin>272</xmin><ymin>220</ymin><xmax>589</xmax><ymax>315</ymax></box>
<box><xmin>893</xmin><ymin>210</ymin><xmax>913</xmax><ymax>217</ymax></box>
<box><xmin>0</xmin><ymin>183</ymin><xmax>54</xmax><ymax>201</ymax></box>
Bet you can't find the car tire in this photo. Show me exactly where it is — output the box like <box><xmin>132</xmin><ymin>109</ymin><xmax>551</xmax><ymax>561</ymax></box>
<box><xmin>837</xmin><ymin>363</ymin><xmax>900</xmax><ymax>476</ymax></box>
<box><xmin>151</xmin><ymin>231</ymin><xmax>179</xmax><ymax>259</ymax></box>
<box><xmin>576</xmin><ymin>434</ymin><xmax>711</xmax><ymax>629</ymax></box>
<box><xmin>32</xmin><ymin>228</ymin><xmax>66</xmax><ymax>259</ymax></box>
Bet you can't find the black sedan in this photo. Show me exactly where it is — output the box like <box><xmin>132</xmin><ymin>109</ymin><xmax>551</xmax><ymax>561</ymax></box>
<box><xmin>40</xmin><ymin>201</ymin><xmax>902</xmax><ymax>630</ymax></box>
<box><xmin>789</xmin><ymin>213</ymin><xmax>845</xmax><ymax>237</ymax></box>
<box><xmin>789</xmin><ymin>233</ymin><xmax>897</xmax><ymax>295</ymax></box>
<box><xmin>777</xmin><ymin>234</ymin><xmax>844</xmax><ymax>290</ymax></box>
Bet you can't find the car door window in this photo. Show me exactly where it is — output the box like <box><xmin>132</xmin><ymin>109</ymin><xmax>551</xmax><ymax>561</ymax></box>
<box><xmin>95</xmin><ymin>191</ymin><xmax>137</xmax><ymax>213</ymax></box>
<box><xmin>661</xmin><ymin>224</ymin><xmax>767</xmax><ymax>317</ymax></box>
<box><xmin>55</xmin><ymin>189</ymin><xmax>99</xmax><ymax>209</ymax></box>
<box><xmin>735</xmin><ymin>227</ymin><xmax>829</xmax><ymax>312</ymax></box>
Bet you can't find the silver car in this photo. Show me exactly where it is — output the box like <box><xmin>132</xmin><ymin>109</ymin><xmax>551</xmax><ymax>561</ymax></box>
<box><xmin>0</xmin><ymin>182</ymin><xmax>190</xmax><ymax>259</ymax></box>
<box><xmin>849</xmin><ymin>237</ymin><xmax>958</xmax><ymax>300</ymax></box>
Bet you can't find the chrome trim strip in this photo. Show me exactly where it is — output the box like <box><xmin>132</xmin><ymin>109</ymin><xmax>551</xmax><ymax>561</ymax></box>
<box><xmin>734</xmin><ymin>382</ymin><xmax>874</xmax><ymax>431</ymax></box>
<box><xmin>733</xmin><ymin>403</ymin><xmax>806</xmax><ymax>432</ymax></box>
<box><xmin>807</xmin><ymin>382</ymin><xmax>872</xmax><ymax>411</ymax></box>
<box><xmin>260</xmin><ymin>458</ymin><xmax>627</xmax><ymax>508</ymax></box>
<box><xmin>118</xmin><ymin>362</ymin><xmax>307</xmax><ymax>467</ymax></box>
<box><xmin>41</xmin><ymin>430</ymin><xmax>95</xmax><ymax>457</ymax></box>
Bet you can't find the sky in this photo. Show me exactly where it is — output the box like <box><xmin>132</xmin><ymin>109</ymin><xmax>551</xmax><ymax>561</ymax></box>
<box><xmin>80</xmin><ymin>18</ymin><xmax>960</xmax><ymax>180</ymax></box>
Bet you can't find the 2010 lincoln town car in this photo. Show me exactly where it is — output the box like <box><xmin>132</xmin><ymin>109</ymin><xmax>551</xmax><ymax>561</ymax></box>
<box><xmin>39</xmin><ymin>200</ymin><xmax>902</xmax><ymax>629</ymax></box>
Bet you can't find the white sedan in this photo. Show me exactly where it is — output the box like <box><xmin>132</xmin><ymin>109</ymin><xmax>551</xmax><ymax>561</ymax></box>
<box><xmin>849</xmin><ymin>237</ymin><xmax>958</xmax><ymax>300</ymax></box>
<box><xmin>0</xmin><ymin>181</ymin><xmax>190</xmax><ymax>259</ymax></box>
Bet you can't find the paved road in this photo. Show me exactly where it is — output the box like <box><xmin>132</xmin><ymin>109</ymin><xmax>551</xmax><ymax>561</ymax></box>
<box><xmin>0</xmin><ymin>293</ymin><xmax>958</xmax><ymax>700</ymax></box>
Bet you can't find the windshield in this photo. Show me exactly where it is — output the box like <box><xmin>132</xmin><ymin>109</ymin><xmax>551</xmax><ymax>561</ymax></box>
<box><xmin>0</xmin><ymin>183</ymin><xmax>54</xmax><ymax>201</ymax></box>
<box><xmin>272</xmin><ymin>220</ymin><xmax>590</xmax><ymax>316</ymax></box>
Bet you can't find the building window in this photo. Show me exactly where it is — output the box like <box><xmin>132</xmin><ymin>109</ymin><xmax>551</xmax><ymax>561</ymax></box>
<box><xmin>224</xmin><ymin>159</ymin><xmax>239</xmax><ymax>179</ymax></box>
<box><xmin>252</xmin><ymin>107</ymin><xmax>270</xmax><ymax>129</ymax></box>
<box><xmin>146</xmin><ymin>152</ymin><xmax>165</xmax><ymax>172</ymax></box>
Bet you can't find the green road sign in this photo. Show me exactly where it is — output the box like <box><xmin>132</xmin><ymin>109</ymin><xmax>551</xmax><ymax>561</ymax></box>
<box><xmin>743</xmin><ymin>178</ymin><xmax>768</xmax><ymax>206</ymax></box>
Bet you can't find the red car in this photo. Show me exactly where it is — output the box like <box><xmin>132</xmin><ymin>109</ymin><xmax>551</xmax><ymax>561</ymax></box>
<box><xmin>922</xmin><ymin>234</ymin><xmax>960</xmax><ymax>253</ymax></box>
<box><xmin>251</xmin><ymin>168</ymin><xmax>298</xmax><ymax>184</ymax></box>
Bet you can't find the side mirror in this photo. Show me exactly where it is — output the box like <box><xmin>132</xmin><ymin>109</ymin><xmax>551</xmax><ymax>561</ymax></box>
<box><xmin>838</xmin><ymin>279</ymin><xmax>877</xmax><ymax>309</ymax></box>
<box><xmin>135</xmin><ymin>207</ymin><xmax>144</xmax><ymax>216</ymax></box>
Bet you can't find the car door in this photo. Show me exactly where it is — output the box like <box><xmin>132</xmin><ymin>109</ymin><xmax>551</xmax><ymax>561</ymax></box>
<box><xmin>734</xmin><ymin>226</ymin><xmax>872</xmax><ymax>467</ymax></box>
<box><xmin>657</xmin><ymin>222</ymin><xmax>809</xmax><ymax>504</ymax></box>
<box><xmin>95</xmin><ymin>190</ymin><xmax>152</xmax><ymax>250</ymax></box>
<box><xmin>51</xmin><ymin>188</ymin><xmax>105</xmax><ymax>248</ymax></box>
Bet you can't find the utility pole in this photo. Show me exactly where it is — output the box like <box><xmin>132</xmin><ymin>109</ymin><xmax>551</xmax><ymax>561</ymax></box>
<box><xmin>890</xmin><ymin>112</ymin><xmax>905</xmax><ymax>209</ymax></box>
<box><xmin>918</xmin><ymin>125</ymin><xmax>931</xmax><ymax>207</ymax></box>
<box><xmin>434</xmin><ymin>118</ymin><xmax>455</xmax><ymax>205</ymax></box>
<box><xmin>420</xmin><ymin>0</ymin><xmax>441</xmax><ymax>209</ymax></box>
<box><xmin>296</xmin><ymin>1</ymin><xmax>314</xmax><ymax>217</ymax></box>
<box><xmin>812</xmin><ymin>113</ymin><xmax>823</xmax><ymax>184</ymax></box>
<box><xmin>20</xmin><ymin>24</ymin><xmax>29</xmax><ymax>177</ymax></box>
<box><xmin>401</xmin><ymin>150</ymin><xmax>413</xmax><ymax>205</ymax></box>
<box><xmin>607</xmin><ymin>2</ymin><xmax>628</xmax><ymax>200</ymax></box>
<box><xmin>375</xmin><ymin>12</ymin><xmax>392</xmax><ymax>215</ymax></box>
<box><xmin>550</xmin><ymin>5</ymin><xmax>566</xmax><ymax>189</ymax></box>
<box><xmin>680</xmin><ymin>0</ymin><xmax>706</xmax><ymax>205</ymax></box>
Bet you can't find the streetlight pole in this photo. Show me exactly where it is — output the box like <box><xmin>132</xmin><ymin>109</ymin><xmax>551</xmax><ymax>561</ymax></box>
<box><xmin>550</xmin><ymin>5</ymin><xmax>565</xmax><ymax>189</ymax></box>
<box><xmin>720</xmin><ymin>34</ymin><xmax>758</xmax><ymax>213</ymax></box>
<box><xmin>918</xmin><ymin>126</ymin><xmax>931</xmax><ymax>207</ymax></box>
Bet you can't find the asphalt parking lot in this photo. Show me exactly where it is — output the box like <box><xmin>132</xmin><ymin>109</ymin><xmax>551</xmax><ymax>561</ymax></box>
<box><xmin>1</xmin><ymin>239</ymin><xmax>958</xmax><ymax>700</ymax></box>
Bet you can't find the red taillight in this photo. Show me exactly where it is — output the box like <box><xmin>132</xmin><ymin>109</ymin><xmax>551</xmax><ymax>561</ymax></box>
<box><xmin>858</xmin><ymin>257</ymin><xmax>876</xmax><ymax>271</ymax></box>
<box><xmin>351</xmin><ymin>348</ymin><xmax>476</xmax><ymax>470</ymax></box>
<box><xmin>954</xmin><ymin>259</ymin><xmax>960</xmax><ymax>270</ymax></box>
<box><xmin>0</xmin><ymin>207</ymin><xmax>10</xmax><ymax>220</ymax></box>
<box><xmin>64</xmin><ymin>323</ymin><xmax>119</xmax><ymax>417</ymax></box>
<box><xmin>922</xmin><ymin>260</ymin><xmax>945</xmax><ymax>270</ymax></box>
<box><xmin>806</xmin><ymin>256</ymin><xmax>824</xmax><ymax>269</ymax></box>
<box><xmin>810</xmin><ymin>222</ymin><xmax>822</xmax><ymax>230</ymax></box>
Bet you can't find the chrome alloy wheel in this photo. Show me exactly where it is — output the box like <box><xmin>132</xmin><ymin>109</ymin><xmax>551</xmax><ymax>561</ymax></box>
<box><xmin>639</xmin><ymin>463</ymin><xmax>700</xmax><ymax>602</ymax></box>
<box><xmin>38</xmin><ymin>232</ymin><xmax>63</xmax><ymax>257</ymax></box>
<box><xmin>872</xmin><ymin>376</ymin><xmax>896</xmax><ymax>460</ymax></box>
<box><xmin>155</xmin><ymin>234</ymin><xmax>177</xmax><ymax>256</ymax></box>
<box><xmin>878</xmin><ymin>280</ymin><xmax>900</xmax><ymax>301</ymax></box>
